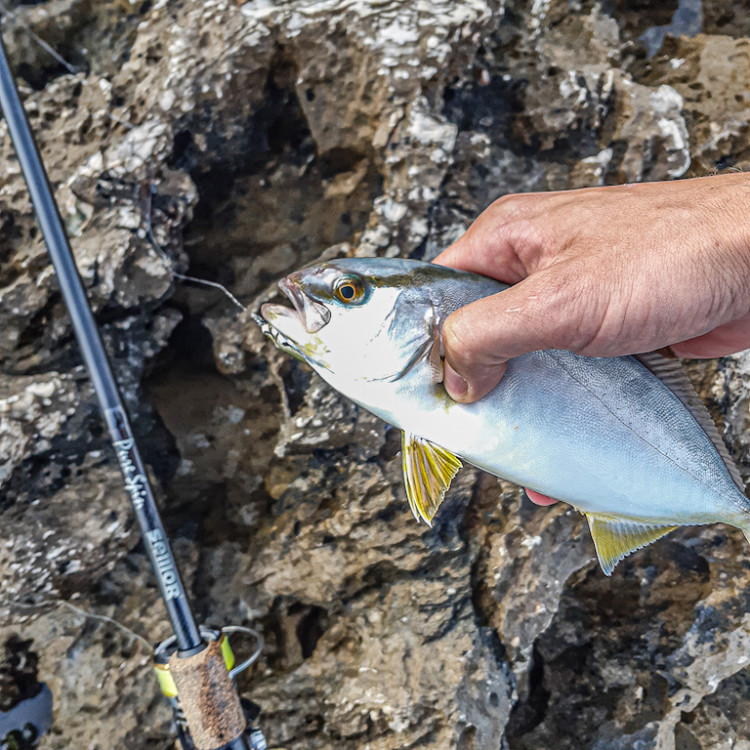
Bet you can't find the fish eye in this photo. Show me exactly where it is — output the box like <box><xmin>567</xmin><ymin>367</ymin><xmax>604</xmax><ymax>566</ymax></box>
<box><xmin>333</xmin><ymin>276</ymin><xmax>366</xmax><ymax>305</ymax></box>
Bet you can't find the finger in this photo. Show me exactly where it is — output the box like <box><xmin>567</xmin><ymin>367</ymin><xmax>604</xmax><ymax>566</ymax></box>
<box><xmin>435</xmin><ymin>233</ymin><xmax>528</xmax><ymax>285</ymax></box>
<box><xmin>671</xmin><ymin>314</ymin><xmax>750</xmax><ymax>358</ymax></box>
<box><xmin>441</xmin><ymin>268</ymin><xmax>590</xmax><ymax>402</ymax></box>
<box><xmin>440</xmin><ymin>284</ymin><xmax>546</xmax><ymax>402</ymax></box>
<box><xmin>443</xmin><ymin>358</ymin><xmax>506</xmax><ymax>402</ymax></box>
<box><xmin>525</xmin><ymin>489</ymin><xmax>560</xmax><ymax>506</ymax></box>
<box><xmin>433</xmin><ymin>196</ymin><xmax>552</xmax><ymax>283</ymax></box>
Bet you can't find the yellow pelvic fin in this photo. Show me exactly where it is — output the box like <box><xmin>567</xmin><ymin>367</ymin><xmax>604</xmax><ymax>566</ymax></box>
<box><xmin>585</xmin><ymin>514</ymin><xmax>677</xmax><ymax>576</ymax></box>
<box><xmin>401</xmin><ymin>431</ymin><xmax>462</xmax><ymax>525</ymax></box>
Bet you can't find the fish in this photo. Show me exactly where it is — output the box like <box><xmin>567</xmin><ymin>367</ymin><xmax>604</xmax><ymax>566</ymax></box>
<box><xmin>254</xmin><ymin>257</ymin><xmax>750</xmax><ymax>575</ymax></box>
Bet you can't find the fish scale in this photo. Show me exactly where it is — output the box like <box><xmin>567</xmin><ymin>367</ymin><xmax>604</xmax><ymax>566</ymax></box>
<box><xmin>257</xmin><ymin>257</ymin><xmax>750</xmax><ymax>575</ymax></box>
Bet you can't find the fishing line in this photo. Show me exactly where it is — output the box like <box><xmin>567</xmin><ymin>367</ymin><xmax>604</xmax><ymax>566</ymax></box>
<box><xmin>7</xmin><ymin>597</ymin><xmax>153</xmax><ymax>652</ymax></box>
<box><xmin>142</xmin><ymin>182</ymin><xmax>246</xmax><ymax>312</ymax></box>
<box><xmin>0</xmin><ymin>0</ymin><xmax>79</xmax><ymax>75</ymax></box>
<box><xmin>0</xmin><ymin>7</ymin><xmax>247</xmax><ymax>314</ymax></box>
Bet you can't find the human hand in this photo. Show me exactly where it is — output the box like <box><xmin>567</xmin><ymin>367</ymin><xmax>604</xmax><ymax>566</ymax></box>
<box><xmin>435</xmin><ymin>174</ymin><xmax>750</xmax><ymax>401</ymax></box>
<box><xmin>433</xmin><ymin>174</ymin><xmax>750</xmax><ymax>506</ymax></box>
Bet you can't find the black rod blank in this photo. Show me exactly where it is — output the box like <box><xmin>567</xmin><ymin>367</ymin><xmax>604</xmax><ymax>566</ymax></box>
<box><xmin>0</xmin><ymin>29</ymin><xmax>203</xmax><ymax>653</ymax></box>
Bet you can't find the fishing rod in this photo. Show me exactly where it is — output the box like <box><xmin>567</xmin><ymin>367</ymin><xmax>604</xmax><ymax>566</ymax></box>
<box><xmin>0</xmin><ymin>19</ymin><xmax>265</xmax><ymax>750</ymax></box>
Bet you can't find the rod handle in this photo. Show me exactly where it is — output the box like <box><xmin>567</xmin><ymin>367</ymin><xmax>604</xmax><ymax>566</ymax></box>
<box><xmin>169</xmin><ymin>640</ymin><xmax>247</xmax><ymax>750</ymax></box>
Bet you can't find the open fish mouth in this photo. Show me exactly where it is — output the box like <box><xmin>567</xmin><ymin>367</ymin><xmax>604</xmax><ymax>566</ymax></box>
<box><xmin>260</xmin><ymin>276</ymin><xmax>330</xmax><ymax>335</ymax></box>
<box><xmin>253</xmin><ymin>305</ymin><xmax>306</xmax><ymax>362</ymax></box>
<box><xmin>256</xmin><ymin>275</ymin><xmax>333</xmax><ymax>362</ymax></box>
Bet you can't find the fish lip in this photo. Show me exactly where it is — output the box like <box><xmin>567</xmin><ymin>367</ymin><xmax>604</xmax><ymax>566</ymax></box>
<box><xmin>274</xmin><ymin>276</ymin><xmax>330</xmax><ymax>333</ymax></box>
<box><xmin>278</xmin><ymin>278</ymin><xmax>305</xmax><ymax>320</ymax></box>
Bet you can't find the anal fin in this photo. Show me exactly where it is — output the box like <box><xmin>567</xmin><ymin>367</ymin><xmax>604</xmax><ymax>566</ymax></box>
<box><xmin>586</xmin><ymin>514</ymin><xmax>677</xmax><ymax>576</ymax></box>
<box><xmin>401</xmin><ymin>432</ymin><xmax>462</xmax><ymax>525</ymax></box>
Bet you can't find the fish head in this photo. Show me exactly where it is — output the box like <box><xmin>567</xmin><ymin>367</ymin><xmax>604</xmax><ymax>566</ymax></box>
<box><xmin>258</xmin><ymin>259</ymin><xmax>454</xmax><ymax>385</ymax></box>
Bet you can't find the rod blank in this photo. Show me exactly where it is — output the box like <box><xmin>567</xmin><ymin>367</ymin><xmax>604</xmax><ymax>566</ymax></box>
<box><xmin>0</xmin><ymin>25</ymin><xmax>202</xmax><ymax>653</ymax></box>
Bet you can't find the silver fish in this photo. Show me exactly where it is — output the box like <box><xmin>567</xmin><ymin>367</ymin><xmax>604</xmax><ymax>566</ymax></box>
<box><xmin>256</xmin><ymin>257</ymin><xmax>750</xmax><ymax>574</ymax></box>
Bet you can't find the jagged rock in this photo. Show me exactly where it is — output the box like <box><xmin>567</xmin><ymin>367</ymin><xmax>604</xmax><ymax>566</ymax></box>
<box><xmin>0</xmin><ymin>1</ymin><xmax>749</xmax><ymax>749</ymax></box>
<box><xmin>638</xmin><ymin>34</ymin><xmax>750</xmax><ymax>173</ymax></box>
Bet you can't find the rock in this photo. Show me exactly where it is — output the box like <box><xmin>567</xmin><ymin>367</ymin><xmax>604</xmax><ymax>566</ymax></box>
<box><xmin>612</xmin><ymin>75</ymin><xmax>690</xmax><ymax>181</ymax></box>
<box><xmin>637</xmin><ymin>34</ymin><xmax>750</xmax><ymax>174</ymax></box>
<box><xmin>0</xmin><ymin>1</ymin><xmax>749</xmax><ymax>749</ymax></box>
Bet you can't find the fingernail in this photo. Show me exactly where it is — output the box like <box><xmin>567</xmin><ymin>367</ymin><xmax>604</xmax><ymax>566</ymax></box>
<box><xmin>444</xmin><ymin>362</ymin><xmax>468</xmax><ymax>401</ymax></box>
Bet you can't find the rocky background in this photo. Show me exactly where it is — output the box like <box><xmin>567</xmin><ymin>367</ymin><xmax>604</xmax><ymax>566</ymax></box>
<box><xmin>1</xmin><ymin>0</ymin><xmax>750</xmax><ymax>748</ymax></box>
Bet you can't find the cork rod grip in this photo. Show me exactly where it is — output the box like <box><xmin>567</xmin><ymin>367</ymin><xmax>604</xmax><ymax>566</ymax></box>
<box><xmin>169</xmin><ymin>640</ymin><xmax>246</xmax><ymax>750</ymax></box>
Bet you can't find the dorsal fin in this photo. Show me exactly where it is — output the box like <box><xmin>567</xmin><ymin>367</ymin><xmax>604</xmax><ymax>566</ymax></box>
<box><xmin>634</xmin><ymin>350</ymin><xmax>745</xmax><ymax>492</ymax></box>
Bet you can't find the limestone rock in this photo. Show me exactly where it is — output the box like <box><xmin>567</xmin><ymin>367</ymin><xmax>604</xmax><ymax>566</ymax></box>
<box><xmin>0</xmin><ymin>1</ymin><xmax>749</xmax><ymax>749</ymax></box>
<box><xmin>638</xmin><ymin>34</ymin><xmax>750</xmax><ymax>174</ymax></box>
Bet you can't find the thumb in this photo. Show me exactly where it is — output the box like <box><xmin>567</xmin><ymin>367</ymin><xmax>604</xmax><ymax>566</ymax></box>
<box><xmin>442</xmin><ymin>271</ymin><xmax>581</xmax><ymax>402</ymax></box>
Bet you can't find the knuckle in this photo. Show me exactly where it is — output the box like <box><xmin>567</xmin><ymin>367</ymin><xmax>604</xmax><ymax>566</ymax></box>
<box><xmin>527</xmin><ymin>266</ymin><xmax>602</xmax><ymax>353</ymax></box>
<box><xmin>488</xmin><ymin>193</ymin><xmax>534</xmax><ymax>224</ymax></box>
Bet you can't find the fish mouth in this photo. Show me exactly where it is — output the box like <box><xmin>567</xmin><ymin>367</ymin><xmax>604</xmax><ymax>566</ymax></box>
<box><xmin>260</xmin><ymin>276</ymin><xmax>331</xmax><ymax>335</ymax></box>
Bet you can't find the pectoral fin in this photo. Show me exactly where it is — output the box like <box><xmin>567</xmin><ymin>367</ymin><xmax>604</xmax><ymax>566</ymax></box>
<box><xmin>429</xmin><ymin>332</ymin><xmax>444</xmax><ymax>384</ymax></box>
<box><xmin>586</xmin><ymin>515</ymin><xmax>677</xmax><ymax>575</ymax></box>
<box><xmin>401</xmin><ymin>432</ymin><xmax>462</xmax><ymax>525</ymax></box>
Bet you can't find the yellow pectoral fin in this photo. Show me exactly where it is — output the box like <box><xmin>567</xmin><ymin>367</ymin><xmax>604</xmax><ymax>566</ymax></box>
<box><xmin>401</xmin><ymin>432</ymin><xmax>462</xmax><ymax>525</ymax></box>
<box><xmin>586</xmin><ymin>514</ymin><xmax>677</xmax><ymax>576</ymax></box>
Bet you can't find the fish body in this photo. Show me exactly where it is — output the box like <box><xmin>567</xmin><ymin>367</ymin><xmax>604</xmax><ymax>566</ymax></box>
<box><xmin>258</xmin><ymin>257</ymin><xmax>750</xmax><ymax>574</ymax></box>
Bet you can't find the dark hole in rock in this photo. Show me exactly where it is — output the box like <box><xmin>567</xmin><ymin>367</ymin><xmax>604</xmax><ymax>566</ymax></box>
<box><xmin>612</xmin><ymin>0</ymin><xmax>681</xmax><ymax>41</ymax></box>
<box><xmin>16</xmin><ymin>302</ymin><xmax>52</xmax><ymax>352</ymax></box>
<box><xmin>443</xmin><ymin>71</ymin><xmax>522</xmax><ymax>142</ymax></box>
<box><xmin>318</xmin><ymin>147</ymin><xmax>367</xmax><ymax>180</ymax></box>
<box><xmin>0</xmin><ymin>635</ymin><xmax>41</xmax><ymax>712</ymax></box>
<box><xmin>362</xmin><ymin>560</ymin><xmax>401</xmax><ymax>589</ymax></box>
<box><xmin>296</xmin><ymin>605</ymin><xmax>329</xmax><ymax>660</ymax></box>
<box><xmin>375</xmin><ymin>505</ymin><xmax>397</xmax><ymax>523</ymax></box>
<box><xmin>161</xmin><ymin>312</ymin><xmax>216</xmax><ymax>372</ymax></box>
<box><xmin>715</xmin><ymin>154</ymin><xmax>735</xmax><ymax>171</ymax></box>
<box><xmin>170</xmin><ymin>130</ymin><xmax>194</xmax><ymax>170</ymax></box>
<box><xmin>506</xmin><ymin>645</ymin><xmax>549</xmax><ymax>739</ymax></box>
<box><xmin>456</xmin><ymin>724</ymin><xmax>477</xmax><ymax>750</ymax></box>
<box><xmin>281</xmin><ymin>361</ymin><xmax>311</xmax><ymax>416</ymax></box>
<box><xmin>302</xmin><ymin>714</ymin><xmax>324</xmax><ymax>734</ymax></box>
<box><xmin>378</xmin><ymin>426</ymin><xmax>402</xmax><ymax>463</ymax></box>
<box><xmin>14</xmin><ymin>61</ymin><xmax>73</xmax><ymax>92</ymax></box>
<box><xmin>702</xmin><ymin>0</ymin><xmax>750</xmax><ymax>36</ymax></box>
<box><xmin>175</xmin><ymin>49</ymin><xmax>381</xmax><ymax>305</ymax></box>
